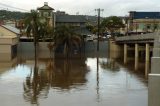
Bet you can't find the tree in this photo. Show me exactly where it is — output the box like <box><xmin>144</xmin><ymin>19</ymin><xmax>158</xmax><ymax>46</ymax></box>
<box><xmin>86</xmin><ymin>24</ymin><xmax>96</xmax><ymax>34</ymax></box>
<box><xmin>24</xmin><ymin>12</ymin><xmax>54</xmax><ymax>104</ymax></box>
<box><xmin>0</xmin><ymin>10</ymin><xmax>28</xmax><ymax>20</ymax></box>
<box><xmin>101</xmin><ymin>16</ymin><xmax>125</xmax><ymax>37</ymax></box>
<box><xmin>25</xmin><ymin>10</ymin><xmax>51</xmax><ymax>66</ymax></box>
<box><xmin>54</xmin><ymin>25</ymin><xmax>82</xmax><ymax>58</ymax></box>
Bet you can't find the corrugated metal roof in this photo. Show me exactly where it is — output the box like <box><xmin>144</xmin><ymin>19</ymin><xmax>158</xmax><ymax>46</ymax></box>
<box><xmin>56</xmin><ymin>15</ymin><xmax>86</xmax><ymax>23</ymax></box>
<box><xmin>130</xmin><ymin>11</ymin><xmax>160</xmax><ymax>19</ymax></box>
<box><xmin>2</xmin><ymin>25</ymin><xmax>20</xmax><ymax>34</ymax></box>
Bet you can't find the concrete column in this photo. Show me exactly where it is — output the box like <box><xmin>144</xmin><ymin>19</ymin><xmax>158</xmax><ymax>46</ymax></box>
<box><xmin>151</xmin><ymin>34</ymin><xmax>160</xmax><ymax>74</ymax></box>
<box><xmin>124</xmin><ymin>44</ymin><xmax>127</xmax><ymax>64</ymax></box>
<box><xmin>145</xmin><ymin>43</ymin><xmax>150</xmax><ymax>61</ymax></box>
<box><xmin>145</xmin><ymin>43</ymin><xmax>150</xmax><ymax>77</ymax></box>
<box><xmin>149</xmin><ymin>34</ymin><xmax>160</xmax><ymax>106</ymax></box>
<box><xmin>149</xmin><ymin>74</ymin><xmax>160</xmax><ymax>106</ymax></box>
<box><xmin>135</xmin><ymin>43</ymin><xmax>139</xmax><ymax>70</ymax></box>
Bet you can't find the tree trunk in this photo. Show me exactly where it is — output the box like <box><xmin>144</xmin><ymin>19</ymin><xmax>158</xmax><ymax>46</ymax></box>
<box><xmin>34</xmin><ymin>40</ymin><xmax>38</xmax><ymax>69</ymax></box>
<box><xmin>64</xmin><ymin>43</ymin><xmax>67</xmax><ymax>58</ymax></box>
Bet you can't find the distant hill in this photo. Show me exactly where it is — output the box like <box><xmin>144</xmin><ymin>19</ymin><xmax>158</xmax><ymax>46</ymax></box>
<box><xmin>0</xmin><ymin>10</ymin><xmax>28</xmax><ymax>20</ymax></box>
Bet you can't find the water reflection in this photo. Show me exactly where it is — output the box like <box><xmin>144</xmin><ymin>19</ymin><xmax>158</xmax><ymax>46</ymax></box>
<box><xmin>100</xmin><ymin>59</ymin><xmax>120</xmax><ymax>72</ymax></box>
<box><xmin>0</xmin><ymin>57</ymin><xmax>18</xmax><ymax>75</ymax></box>
<box><xmin>0</xmin><ymin>46</ymin><xmax>148</xmax><ymax>106</ymax></box>
<box><xmin>51</xmin><ymin>59</ymin><xmax>88</xmax><ymax>89</ymax></box>
<box><xmin>135</xmin><ymin>56</ymin><xmax>139</xmax><ymax>70</ymax></box>
<box><xmin>23</xmin><ymin>67</ymin><xmax>43</xmax><ymax>104</ymax></box>
<box><xmin>96</xmin><ymin>55</ymin><xmax>100</xmax><ymax>102</ymax></box>
<box><xmin>145</xmin><ymin>61</ymin><xmax>150</xmax><ymax>77</ymax></box>
<box><xmin>23</xmin><ymin>57</ymin><xmax>88</xmax><ymax>104</ymax></box>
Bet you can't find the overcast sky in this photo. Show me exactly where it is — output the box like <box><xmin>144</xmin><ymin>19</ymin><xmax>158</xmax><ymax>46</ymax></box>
<box><xmin>0</xmin><ymin>0</ymin><xmax>160</xmax><ymax>17</ymax></box>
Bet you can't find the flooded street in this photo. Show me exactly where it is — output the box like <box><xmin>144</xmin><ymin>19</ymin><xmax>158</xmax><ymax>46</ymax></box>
<box><xmin>0</xmin><ymin>42</ymin><xmax>148</xmax><ymax>106</ymax></box>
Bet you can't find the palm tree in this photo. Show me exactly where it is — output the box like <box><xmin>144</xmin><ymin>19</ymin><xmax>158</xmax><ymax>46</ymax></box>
<box><xmin>25</xmin><ymin>10</ymin><xmax>51</xmax><ymax>66</ymax></box>
<box><xmin>54</xmin><ymin>25</ymin><xmax>82</xmax><ymax>58</ymax></box>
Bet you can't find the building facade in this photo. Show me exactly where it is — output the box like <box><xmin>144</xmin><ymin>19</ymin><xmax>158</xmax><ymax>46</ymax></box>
<box><xmin>37</xmin><ymin>2</ymin><xmax>55</xmax><ymax>27</ymax></box>
<box><xmin>37</xmin><ymin>2</ymin><xmax>91</xmax><ymax>36</ymax></box>
<box><xmin>129</xmin><ymin>11</ymin><xmax>160</xmax><ymax>33</ymax></box>
<box><xmin>0</xmin><ymin>25</ymin><xmax>19</xmax><ymax>61</ymax></box>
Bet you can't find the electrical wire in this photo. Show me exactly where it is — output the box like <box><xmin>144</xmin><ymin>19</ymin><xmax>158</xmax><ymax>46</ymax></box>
<box><xmin>0</xmin><ymin>2</ymin><xmax>29</xmax><ymax>12</ymax></box>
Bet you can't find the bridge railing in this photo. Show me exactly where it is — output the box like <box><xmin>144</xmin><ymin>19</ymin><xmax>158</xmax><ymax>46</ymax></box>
<box><xmin>115</xmin><ymin>33</ymin><xmax>156</xmax><ymax>42</ymax></box>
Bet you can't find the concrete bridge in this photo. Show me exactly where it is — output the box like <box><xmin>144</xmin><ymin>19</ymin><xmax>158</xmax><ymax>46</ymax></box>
<box><xmin>112</xmin><ymin>33</ymin><xmax>158</xmax><ymax>77</ymax></box>
<box><xmin>115</xmin><ymin>33</ymin><xmax>155</xmax><ymax>43</ymax></box>
<box><xmin>113</xmin><ymin>32</ymin><xmax>160</xmax><ymax>106</ymax></box>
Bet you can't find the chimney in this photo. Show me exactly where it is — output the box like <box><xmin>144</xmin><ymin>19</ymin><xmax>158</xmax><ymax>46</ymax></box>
<box><xmin>44</xmin><ymin>2</ymin><xmax>48</xmax><ymax>6</ymax></box>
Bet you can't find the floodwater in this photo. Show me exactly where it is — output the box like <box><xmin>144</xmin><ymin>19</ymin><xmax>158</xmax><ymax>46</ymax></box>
<box><xmin>0</xmin><ymin>43</ymin><xmax>148</xmax><ymax>106</ymax></box>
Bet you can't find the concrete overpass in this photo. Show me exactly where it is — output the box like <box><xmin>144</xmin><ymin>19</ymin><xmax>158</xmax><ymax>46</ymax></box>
<box><xmin>115</xmin><ymin>33</ymin><xmax>155</xmax><ymax>44</ymax></box>
<box><xmin>111</xmin><ymin>33</ymin><xmax>159</xmax><ymax>76</ymax></box>
<box><xmin>113</xmin><ymin>32</ymin><xmax>160</xmax><ymax>106</ymax></box>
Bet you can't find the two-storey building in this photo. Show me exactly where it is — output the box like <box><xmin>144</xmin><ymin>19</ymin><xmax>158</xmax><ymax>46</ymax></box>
<box><xmin>129</xmin><ymin>11</ymin><xmax>160</xmax><ymax>33</ymax></box>
<box><xmin>37</xmin><ymin>2</ymin><xmax>91</xmax><ymax>36</ymax></box>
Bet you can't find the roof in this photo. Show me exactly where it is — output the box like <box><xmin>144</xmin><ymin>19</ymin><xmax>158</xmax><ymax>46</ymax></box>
<box><xmin>130</xmin><ymin>11</ymin><xmax>160</xmax><ymax>19</ymax></box>
<box><xmin>37</xmin><ymin>3</ymin><xmax>54</xmax><ymax>10</ymax></box>
<box><xmin>56</xmin><ymin>15</ymin><xmax>86</xmax><ymax>23</ymax></box>
<box><xmin>1</xmin><ymin>25</ymin><xmax>20</xmax><ymax>34</ymax></box>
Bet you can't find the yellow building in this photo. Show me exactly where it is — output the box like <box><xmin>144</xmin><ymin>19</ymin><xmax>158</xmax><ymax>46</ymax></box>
<box><xmin>0</xmin><ymin>25</ymin><xmax>19</xmax><ymax>61</ymax></box>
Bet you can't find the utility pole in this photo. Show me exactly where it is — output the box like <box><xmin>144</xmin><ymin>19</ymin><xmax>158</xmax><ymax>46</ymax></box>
<box><xmin>95</xmin><ymin>8</ymin><xmax>104</xmax><ymax>51</ymax></box>
<box><xmin>125</xmin><ymin>16</ymin><xmax>129</xmax><ymax>36</ymax></box>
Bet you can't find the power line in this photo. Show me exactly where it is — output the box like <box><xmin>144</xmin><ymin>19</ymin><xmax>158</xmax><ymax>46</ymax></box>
<box><xmin>0</xmin><ymin>3</ymin><xmax>29</xmax><ymax>12</ymax></box>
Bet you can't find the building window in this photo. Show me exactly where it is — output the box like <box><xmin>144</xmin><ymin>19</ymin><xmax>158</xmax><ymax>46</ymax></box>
<box><xmin>153</xmin><ymin>24</ymin><xmax>158</xmax><ymax>29</ymax></box>
<box><xmin>43</xmin><ymin>12</ymin><xmax>48</xmax><ymax>17</ymax></box>
<box><xmin>146</xmin><ymin>24</ymin><xmax>151</xmax><ymax>29</ymax></box>
<box><xmin>48</xmin><ymin>12</ymin><xmax>52</xmax><ymax>17</ymax></box>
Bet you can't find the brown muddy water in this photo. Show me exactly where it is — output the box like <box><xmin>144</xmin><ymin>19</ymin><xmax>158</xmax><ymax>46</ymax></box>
<box><xmin>0</xmin><ymin>46</ymin><xmax>148</xmax><ymax>106</ymax></box>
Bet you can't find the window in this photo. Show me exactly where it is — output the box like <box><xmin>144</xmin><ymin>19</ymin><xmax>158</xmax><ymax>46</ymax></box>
<box><xmin>153</xmin><ymin>24</ymin><xmax>158</xmax><ymax>29</ymax></box>
<box><xmin>43</xmin><ymin>12</ymin><xmax>48</xmax><ymax>17</ymax></box>
<box><xmin>146</xmin><ymin>24</ymin><xmax>151</xmax><ymax>29</ymax></box>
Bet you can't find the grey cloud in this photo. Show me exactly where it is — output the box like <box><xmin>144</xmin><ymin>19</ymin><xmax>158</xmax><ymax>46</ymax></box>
<box><xmin>0</xmin><ymin>0</ymin><xmax>160</xmax><ymax>16</ymax></box>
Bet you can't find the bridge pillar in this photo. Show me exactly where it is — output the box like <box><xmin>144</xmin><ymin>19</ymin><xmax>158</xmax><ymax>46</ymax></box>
<box><xmin>149</xmin><ymin>74</ymin><xmax>160</xmax><ymax>106</ymax></box>
<box><xmin>145</xmin><ymin>43</ymin><xmax>150</xmax><ymax>77</ymax></box>
<box><xmin>124</xmin><ymin>44</ymin><xmax>127</xmax><ymax>64</ymax></box>
<box><xmin>135</xmin><ymin>43</ymin><xmax>139</xmax><ymax>70</ymax></box>
<box><xmin>149</xmin><ymin>34</ymin><xmax>160</xmax><ymax>106</ymax></box>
